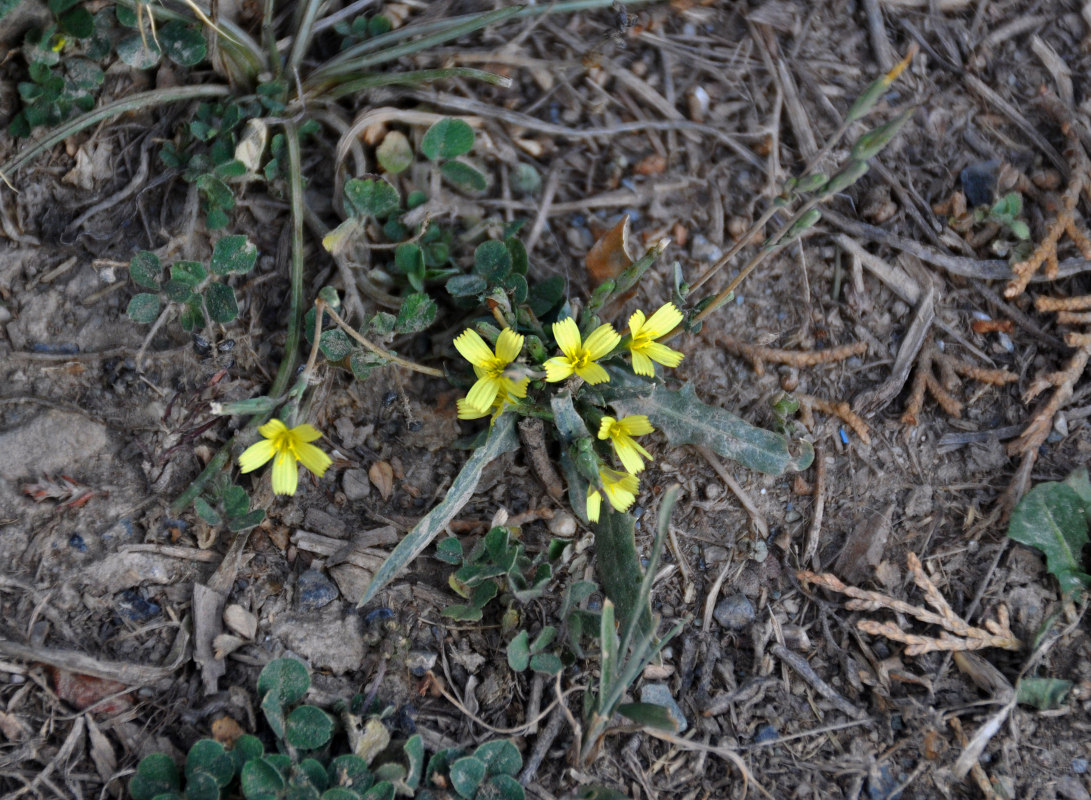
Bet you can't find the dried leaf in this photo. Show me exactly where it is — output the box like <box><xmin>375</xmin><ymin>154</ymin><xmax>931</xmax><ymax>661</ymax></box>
<box><xmin>84</xmin><ymin>713</ymin><xmax>117</xmax><ymax>784</ymax></box>
<box><xmin>586</xmin><ymin>215</ymin><xmax>635</xmax><ymax>286</ymax></box>
<box><xmin>369</xmin><ymin>460</ymin><xmax>395</xmax><ymax>501</ymax></box>
<box><xmin>51</xmin><ymin>668</ymin><xmax>131</xmax><ymax>714</ymax></box>
<box><xmin>223</xmin><ymin>604</ymin><xmax>257</xmax><ymax>640</ymax></box>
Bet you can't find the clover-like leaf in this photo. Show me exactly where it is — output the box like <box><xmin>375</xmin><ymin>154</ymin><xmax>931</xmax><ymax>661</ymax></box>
<box><xmin>211</xmin><ymin>235</ymin><xmax>258</xmax><ymax>275</ymax></box>
<box><xmin>440</xmin><ymin>160</ymin><xmax>487</xmax><ymax>193</ymax></box>
<box><xmin>204</xmin><ymin>281</ymin><xmax>239</xmax><ymax>324</ymax></box>
<box><xmin>129</xmin><ymin>251</ymin><xmax>162</xmax><ymax>289</ymax></box>
<box><xmin>127</xmin><ymin>293</ymin><xmax>161</xmax><ymax>323</ymax></box>
<box><xmin>344</xmin><ymin>178</ymin><xmax>400</xmax><ymax>219</ymax></box>
<box><xmin>285</xmin><ymin>705</ymin><xmax>334</xmax><ymax>750</ymax></box>
<box><xmin>159</xmin><ymin>21</ymin><xmax>207</xmax><ymax>66</ymax></box>
<box><xmin>394</xmin><ymin>292</ymin><xmax>436</xmax><ymax>334</ymax></box>
<box><xmin>420</xmin><ymin>118</ymin><xmax>474</xmax><ymax>161</ymax></box>
<box><xmin>257</xmin><ymin>657</ymin><xmax>310</xmax><ymax>704</ymax></box>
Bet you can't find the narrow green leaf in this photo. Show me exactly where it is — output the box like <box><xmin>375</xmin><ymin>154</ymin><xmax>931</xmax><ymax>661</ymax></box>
<box><xmin>605</xmin><ymin>374</ymin><xmax>813</xmax><ymax>475</ymax></box>
<box><xmin>193</xmin><ymin>497</ymin><xmax>221</xmax><ymax>525</ymax></box>
<box><xmin>594</xmin><ymin>509</ymin><xmax>651</xmax><ymax>640</ymax></box>
<box><xmin>358</xmin><ymin>413</ymin><xmax>518</xmax><ymax>606</ymax></box>
<box><xmin>440</xmin><ymin>160</ymin><xmax>487</xmax><ymax>192</ymax></box>
<box><xmin>421</xmin><ymin>118</ymin><xmax>475</xmax><ymax>161</ymax></box>
<box><xmin>617</xmin><ymin>702</ymin><xmax>679</xmax><ymax>732</ymax></box>
<box><xmin>1008</xmin><ymin>482</ymin><xmax>1091</xmax><ymax>598</ymax></box>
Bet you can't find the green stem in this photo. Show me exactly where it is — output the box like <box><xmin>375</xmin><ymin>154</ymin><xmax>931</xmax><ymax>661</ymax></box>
<box><xmin>0</xmin><ymin>85</ymin><xmax>230</xmax><ymax>179</ymax></box>
<box><xmin>307</xmin><ymin>68</ymin><xmax>511</xmax><ymax>102</ymax></box>
<box><xmin>270</xmin><ymin>120</ymin><xmax>306</xmax><ymax>399</ymax></box>
<box><xmin>169</xmin><ymin>437</ymin><xmax>233</xmax><ymax>514</ymax></box>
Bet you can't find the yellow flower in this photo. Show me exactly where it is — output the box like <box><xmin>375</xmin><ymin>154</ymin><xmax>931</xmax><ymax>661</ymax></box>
<box><xmin>457</xmin><ymin>386</ymin><xmax>517</xmax><ymax>425</ymax></box>
<box><xmin>627</xmin><ymin>303</ymin><xmax>684</xmax><ymax>376</ymax></box>
<box><xmin>597</xmin><ymin>415</ymin><xmax>655</xmax><ymax>473</ymax></box>
<box><xmin>238</xmin><ymin>419</ymin><xmax>332</xmax><ymax>496</ymax></box>
<box><xmin>544</xmin><ymin>318</ymin><xmax>620</xmax><ymax>384</ymax></box>
<box><xmin>454</xmin><ymin>328</ymin><xmax>529</xmax><ymax>414</ymax></box>
<box><xmin>586</xmin><ymin>468</ymin><xmax>640</xmax><ymax>522</ymax></box>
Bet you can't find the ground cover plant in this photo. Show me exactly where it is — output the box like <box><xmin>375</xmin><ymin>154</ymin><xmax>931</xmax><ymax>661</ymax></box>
<box><xmin>1</xmin><ymin>1</ymin><xmax>1091</xmax><ymax>799</ymax></box>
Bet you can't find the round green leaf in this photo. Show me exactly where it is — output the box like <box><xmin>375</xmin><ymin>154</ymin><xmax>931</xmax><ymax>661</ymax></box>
<box><xmin>321</xmin><ymin>790</ymin><xmax>360</xmax><ymax>800</ymax></box>
<box><xmin>127</xmin><ymin>293</ymin><xmax>161</xmax><ymax>323</ymax></box>
<box><xmin>473</xmin><ymin>240</ymin><xmax>512</xmax><ymax>282</ymax></box>
<box><xmin>58</xmin><ymin>6</ymin><xmax>93</xmax><ymax>37</ymax></box>
<box><xmin>183</xmin><ymin>770</ymin><xmax>219</xmax><ymax>800</ymax></box>
<box><xmin>179</xmin><ymin>298</ymin><xmax>206</xmax><ymax>331</ymax></box>
<box><xmin>376</xmin><ymin>130</ymin><xmax>413</xmax><ymax>174</ymax></box>
<box><xmin>67</xmin><ymin>58</ymin><xmax>103</xmax><ymax>90</ymax></box>
<box><xmin>485</xmin><ymin>774</ymin><xmax>525</xmax><ymax>800</ymax></box>
<box><xmin>186</xmin><ymin>739</ymin><xmax>233</xmax><ymax>787</ymax></box>
<box><xmin>204</xmin><ymin>281</ymin><xmax>239</xmax><ymax>324</ymax></box>
<box><xmin>130</xmin><ymin>251</ymin><xmax>162</xmax><ymax>289</ymax></box>
<box><xmin>506</xmin><ymin>631</ymin><xmax>530</xmax><ymax>672</ymax></box>
<box><xmin>298</xmin><ymin>758</ymin><xmax>329</xmax><ymax>791</ymax></box>
<box><xmin>447</xmin><ymin>274</ymin><xmax>487</xmax><ymax>298</ymax></box>
<box><xmin>394</xmin><ymin>292</ymin><xmax>436</xmax><ymax>335</ymax></box>
<box><xmin>502</xmin><ymin>273</ymin><xmax>528</xmax><ymax>304</ymax></box>
<box><xmin>319</xmin><ymin>329</ymin><xmax>354</xmax><ymax>362</ymax></box>
<box><xmin>327</xmin><ymin>754</ymin><xmax>372</xmax><ymax>789</ymax></box>
<box><xmin>440</xmin><ymin>160</ymin><xmax>487</xmax><ymax>193</ymax></box>
<box><xmin>394</xmin><ymin>243</ymin><xmax>425</xmax><ymax>277</ymax></box>
<box><xmin>474</xmin><ymin>740</ymin><xmax>522</xmax><ymax>777</ymax></box>
<box><xmin>344</xmin><ymin>178</ymin><xmax>400</xmax><ymax>219</ymax></box>
<box><xmin>117</xmin><ymin>32</ymin><xmax>161</xmax><ymax>68</ymax></box>
<box><xmin>241</xmin><ymin>758</ymin><xmax>285</xmax><ymax>797</ymax></box>
<box><xmin>210</xmin><ymin>235</ymin><xmax>258</xmax><ymax>275</ymax></box>
<box><xmin>129</xmin><ymin>753</ymin><xmax>180</xmax><ymax>800</ymax></box>
<box><xmin>257</xmin><ymin>658</ymin><xmax>310</xmax><ymax>704</ymax></box>
<box><xmin>449</xmin><ymin>756</ymin><xmax>486</xmax><ymax>798</ymax></box>
<box><xmin>285</xmin><ymin>705</ymin><xmax>334</xmax><ymax>750</ymax></box>
<box><xmin>420</xmin><ymin>118</ymin><xmax>474</xmax><ymax>161</ymax></box>
<box><xmin>361</xmin><ymin>783</ymin><xmax>394</xmax><ymax>800</ymax></box>
<box><xmin>231</xmin><ymin>734</ymin><xmax>264</xmax><ymax>772</ymax></box>
<box><xmin>510</xmin><ymin>163</ymin><xmax>541</xmax><ymax>195</ymax></box>
<box><xmin>160</xmin><ymin>21</ymin><xmax>207</xmax><ymax>66</ymax></box>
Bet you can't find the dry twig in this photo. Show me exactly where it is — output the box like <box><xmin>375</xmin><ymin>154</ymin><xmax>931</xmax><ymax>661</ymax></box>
<box><xmin>901</xmin><ymin>338</ymin><xmax>1017</xmax><ymax>425</ymax></box>
<box><xmin>720</xmin><ymin>336</ymin><xmax>866</xmax><ymax>377</ymax></box>
<box><xmin>797</xmin><ymin>553</ymin><xmax>1021</xmax><ymax>656</ymax></box>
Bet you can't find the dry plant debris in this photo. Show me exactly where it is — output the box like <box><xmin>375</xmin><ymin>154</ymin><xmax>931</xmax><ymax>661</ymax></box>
<box><xmin>798</xmin><ymin>553</ymin><xmax>1021</xmax><ymax>656</ymax></box>
<box><xmin>900</xmin><ymin>337</ymin><xmax>1017</xmax><ymax>425</ymax></box>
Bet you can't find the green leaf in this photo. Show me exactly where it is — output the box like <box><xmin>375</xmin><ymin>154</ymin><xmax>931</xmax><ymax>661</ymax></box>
<box><xmin>849</xmin><ymin>107</ymin><xmax>914</xmax><ymax>162</ymax></box>
<box><xmin>528</xmin><ymin>275</ymin><xmax>565</xmax><ymax>317</ymax></box>
<box><xmin>327</xmin><ymin>755</ymin><xmax>372</xmax><ymax>789</ymax></box>
<box><xmin>321</xmin><ymin>789</ymin><xmax>360</xmax><ymax>800</ymax></box>
<box><xmin>129</xmin><ymin>753</ymin><xmax>180</xmax><ymax>800</ymax></box>
<box><xmin>446</xmin><ymin>274</ymin><xmax>487</xmax><ymax>298</ymax></box>
<box><xmin>241</xmin><ymin>757</ymin><xmax>285</xmax><ymax>797</ymax></box>
<box><xmin>194</xmin><ymin>497</ymin><xmax>221</xmax><ymax>525</ymax></box>
<box><xmin>474</xmin><ymin>740</ymin><xmax>521</xmax><ymax>777</ymax></box>
<box><xmin>506</xmin><ymin>237</ymin><xmax>528</xmax><ymax>275</ymax></box>
<box><xmin>473</xmin><ymin>240</ymin><xmax>512</xmax><ymax>282</ymax></box>
<box><xmin>211</xmin><ymin>235</ymin><xmax>258</xmax><ymax>275</ymax></box>
<box><xmin>320</xmin><ymin>329</ymin><xmax>355</xmax><ymax>362</ymax></box>
<box><xmin>440</xmin><ymin>160</ymin><xmax>487</xmax><ymax>193</ymax></box>
<box><xmin>360</xmin><ymin>415</ymin><xmax>518</xmax><ymax>605</ymax></box>
<box><xmin>186</xmin><ymin>739</ymin><xmax>233</xmax><ymax>788</ymax></box>
<box><xmin>442</xmin><ymin>604</ymin><xmax>483</xmax><ymax>621</ymax></box>
<box><xmin>344</xmin><ymin>178</ymin><xmax>400</xmax><ymax>218</ymax></box>
<box><xmin>298</xmin><ymin>758</ymin><xmax>329</xmax><ymax>791</ymax></box>
<box><xmin>369</xmin><ymin>311</ymin><xmax>396</xmax><ymax>336</ymax></box>
<box><xmin>420</xmin><ymin>118</ymin><xmax>475</xmax><ymax>161</ymax></box>
<box><xmin>230</xmin><ymin>734</ymin><xmax>263</xmax><ymax>772</ymax></box>
<box><xmin>116</xmin><ymin>33</ymin><xmax>161</xmax><ymax>68</ymax></box>
<box><xmin>487</xmin><ymin>774</ymin><xmax>525</xmax><ymax>800</ymax></box>
<box><xmin>376</xmin><ymin>130</ymin><xmax>413</xmax><ymax>173</ymax></box>
<box><xmin>204</xmin><ymin>282</ymin><xmax>238</xmax><ymax>324</ymax></box>
<box><xmin>529</xmin><ymin>652</ymin><xmax>563</xmax><ymax>675</ymax></box>
<box><xmin>184</xmin><ymin>769</ymin><xmax>220</xmax><ymax>800</ymax></box>
<box><xmin>435</xmin><ymin>536</ymin><xmax>463</xmax><ymax>565</ymax></box>
<box><xmin>594</xmin><ymin>509</ymin><xmax>652</xmax><ymax>640</ymax></box>
<box><xmin>228</xmin><ymin>508</ymin><xmax>266</xmax><ymax>532</ymax></box>
<box><xmin>205</xmin><ymin>207</ymin><xmax>230</xmax><ymax>230</ymax></box>
<box><xmin>616</xmin><ymin>702</ymin><xmax>679</xmax><ymax>731</ymax></box>
<box><xmin>403</xmin><ymin>734</ymin><xmax>424</xmax><ymax>790</ymax></box>
<box><xmin>130</xmin><ymin>251</ymin><xmax>162</xmax><ymax>289</ymax></box>
<box><xmin>821</xmin><ymin>160</ymin><xmax>869</xmax><ymax>197</ymax></box>
<box><xmin>160</xmin><ymin>21</ymin><xmax>207</xmax><ymax>67</ymax></box>
<box><xmin>510</xmin><ymin>162</ymin><xmax>541</xmax><ymax>195</ymax></box>
<box><xmin>171</xmin><ymin>261</ymin><xmax>207</xmax><ymax>289</ymax></box>
<box><xmin>285</xmin><ymin>705</ymin><xmax>334</xmax><ymax>750</ymax></box>
<box><xmin>1008</xmin><ymin>482</ymin><xmax>1091</xmax><ymax>598</ymax></box>
<box><xmin>179</xmin><ymin>299</ymin><xmax>206</xmax><ymax>331</ymax></box>
<box><xmin>349</xmin><ymin>351</ymin><xmax>386</xmax><ymax>381</ymax></box>
<box><xmin>394</xmin><ymin>243</ymin><xmax>425</xmax><ymax>279</ymax></box>
<box><xmin>449</xmin><ymin>756</ymin><xmax>486</xmax><ymax>798</ymax></box>
<box><xmin>222</xmin><ymin>484</ymin><xmax>249</xmax><ymax>518</ymax></box>
<box><xmin>501</xmin><ymin>273</ymin><xmax>528</xmax><ymax>304</ymax></box>
<box><xmin>1016</xmin><ymin>677</ymin><xmax>1072</xmax><ymax>710</ymax></box>
<box><xmin>394</xmin><ymin>292</ymin><xmax>436</xmax><ymax>334</ymax></box>
<box><xmin>1009</xmin><ymin>219</ymin><xmax>1030</xmax><ymax>240</ymax></box>
<box><xmin>507</xmin><ymin>630</ymin><xmax>530</xmax><ymax>671</ymax></box>
<box><xmin>361</xmin><ymin>783</ymin><xmax>394</xmax><ymax>800</ymax></box>
<box><xmin>58</xmin><ymin>6</ymin><xmax>93</xmax><ymax>38</ymax></box>
<box><xmin>257</xmin><ymin>658</ymin><xmax>310</xmax><ymax>704</ymax></box>
<box><xmin>127</xmin><ymin>293</ymin><xmax>161</xmax><ymax>323</ymax></box>
<box><xmin>605</xmin><ymin>375</ymin><xmax>813</xmax><ymax>475</ymax></box>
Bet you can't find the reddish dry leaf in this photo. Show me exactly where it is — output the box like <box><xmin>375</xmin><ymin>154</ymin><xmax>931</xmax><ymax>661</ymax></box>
<box><xmin>585</xmin><ymin>215</ymin><xmax>635</xmax><ymax>286</ymax></box>
<box><xmin>633</xmin><ymin>154</ymin><xmax>667</xmax><ymax>175</ymax></box>
<box><xmin>369</xmin><ymin>461</ymin><xmax>395</xmax><ymax>501</ymax></box>
<box><xmin>51</xmin><ymin>668</ymin><xmax>131</xmax><ymax>714</ymax></box>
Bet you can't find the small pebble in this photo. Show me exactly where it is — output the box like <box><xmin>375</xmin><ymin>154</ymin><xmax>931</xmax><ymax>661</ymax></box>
<box><xmin>639</xmin><ymin>683</ymin><xmax>688</xmax><ymax>732</ymax></box>
<box><xmin>753</xmin><ymin>724</ymin><xmax>778</xmax><ymax>744</ymax></box>
<box><xmin>960</xmin><ymin>159</ymin><xmax>999</xmax><ymax>207</ymax></box>
<box><xmin>548</xmin><ymin>511</ymin><xmax>577</xmax><ymax>537</ymax></box>
<box><xmin>117</xmin><ymin>589</ymin><xmax>161</xmax><ymax>622</ymax></box>
<box><xmin>713</xmin><ymin>593</ymin><xmax>755</xmax><ymax>631</ymax></box>
<box><xmin>1073</xmin><ymin>758</ymin><xmax>1088</xmax><ymax>774</ymax></box>
<box><xmin>297</xmin><ymin>569</ymin><xmax>338</xmax><ymax>611</ymax></box>
<box><xmin>704</xmin><ymin>483</ymin><xmax>722</xmax><ymax>501</ymax></box>
<box><xmin>68</xmin><ymin>533</ymin><xmax>87</xmax><ymax>552</ymax></box>
<box><xmin>406</xmin><ymin>650</ymin><xmax>438</xmax><ymax>676</ymax></box>
<box><xmin>342</xmin><ymin>469</ymin><xmax>371</xmax><ymax>501</ymax></box>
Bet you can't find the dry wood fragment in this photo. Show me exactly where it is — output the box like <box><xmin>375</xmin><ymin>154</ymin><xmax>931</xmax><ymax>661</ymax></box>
<box><xmin>720</xmin><ymin>336</ymin><xmax>867</xmax><ymax>376</ymax></box>
<box><xmin>797</xmin><ymin>553</ymin><xmax>1021</xmax><ymax>656</ymax></box>
<box><xmin>901</xmin><ymin>338</ymin><xmax>1016</xmax><ymax>425</ymax></box>
<box><xmin>796</xmin><ymin>393</ymin><xmax>871</xmax><ymax>444</ymax></box>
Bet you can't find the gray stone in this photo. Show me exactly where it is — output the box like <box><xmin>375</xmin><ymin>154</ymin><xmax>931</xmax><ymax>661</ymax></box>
<box><xmin>303</xmin><ymin>507</ymin><xmax>347</xmax><ymax>539</ymax></box>
<box><xmin>548</xmin><ymin>510</ymin><xmax>577</xmax><ymax>537</ymax></box>
<box><xmin>639</xmin><ymin>683</ymin><xmax>687</xmax><ymax>733</ymax></box>
<box><xmin>342</xmin><ymin>469</ymin><xmax>371</xmax><ymax>501</ymax></box>
<box><xmin>0</xmin><ymin>409</ymin><xmax>108</xmax><ymax>480</ymax></box>
<box><xmin>270</xmin><ymin>607</ymin><xmax>365</xmax><ymax>674</ymax></box>
<box><xmin>713</xmin><ymin>593</ymin><xmax>755</xmax><ymax>631</ymax></box>
<box><xmin>297</xmin><ymin>569</ymin><xmax>339</xmax><ymax>611</ymax></box>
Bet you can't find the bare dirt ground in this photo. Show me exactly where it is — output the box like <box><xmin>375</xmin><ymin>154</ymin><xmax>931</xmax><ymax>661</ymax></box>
<box><xmin>2</xmin><ymin>1</ymin><xmax>1091</xmax><ymax>798</ymax></box>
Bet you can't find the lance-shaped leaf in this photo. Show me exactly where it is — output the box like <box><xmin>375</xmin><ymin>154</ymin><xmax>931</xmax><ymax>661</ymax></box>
<box><xmin>357</xmin><ymin>413</ymin><xmax>518</xmax><ymax>606</ymax></box>
<box><xmin>1008</xmin><ymin>481</ymin><xmax>1091</xmax><ymax>598</ymax></box>
<box><xmin>604</xmin><ymin>373</ymin><xmax>812</xmax><ymax>475</ymax></box>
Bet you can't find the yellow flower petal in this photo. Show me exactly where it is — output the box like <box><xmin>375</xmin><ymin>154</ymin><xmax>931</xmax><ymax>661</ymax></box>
<box><xmin>465</xmin><ymin>376</ymin><xmax>501</xmax><ymax>413</ymax></box>
<box><xmin>292</xmin><ymin>424</ymin><xmax>323</xmax><ymax>443</ymax></box>
<box><xmin>575</xmin><ymin>362</ymin><xmax>610</xmax><ymax>385</ymax></box>
<box><xmin>630</xmin><ymin>350</ymin><xmax>655</xmax><ymax>377</ymax></box>
<box><xmin>271</xmin><ymin>449</ymin><xmax>298</xmax><ymax>495</ymax></box>
<box><xmin>586</xmin><ymin>489</ymin><xmax>602</xmax><ymax>523</ymax></box>
<box><xmin>502</xmin><ymin>376</ymin><xmax>530</xmax><ymax>399</ymax></box>
<box><xmin>495</xmin><ymin>328</ymin><xmax>524</xmax><ymax>362</ymax></box>
<box><xmin>644</xmin><ymin>303</ymin><xmax>683</xmax><ymax>335</ymax></box>
<box><xmin>621</xmin><ymin>415</ymin><xmax>655</xmax><ymax>436</ymax></box>
<box><xmin>238</xmin><ymin>439</ymin><xmax>276</xmax><ymax>473</ymax></box>
<box><xmin>643</xmin><ymin>341</ymin><xmax>684</xmax><ymax>368</ymax></box>
<box><xmin>457</xmin><ymin>398</ymin><xmax>489</xmax><ymax>420</ymax></box>
<box><xmin>628</xmin><ymin>309</ymin><xmax>646</xmax><ymax>336</ymax></box>
<box><xmin>583</xmin><ymin>324</ymin><xmax>620</xmax><ymax>359</ymax></box>
<box><xmin>597</xmin><ymin>417</ymin><xmax>616</xmax><ymax>440</ymax></box>
<box><xmin>454</xmin><ymin>329</ymin><xmax>494</xmax><ymax>367</ymax></box>
<box><xmin>552</xmin><ymin>318</ymin><xmax>582</xmax><ymax>360</ymax></box>
<box><xmin>544</xmin><ymin>356</ymin><xmax>574</xmax><ymax>382</ymax></box>
<box><xmin>257</xmin><ymin>418</ymin><xmax>287</xmax><ymax>439</ymax></box>
<box><xmin>614</xmin><ymin>439</ymin><xmax>650</xmax><ymax>474</ymax></box>
<box><xmin>296</xmin><ymin>442</ymin><xmax>332</xmax><ymax>477</ymax></box>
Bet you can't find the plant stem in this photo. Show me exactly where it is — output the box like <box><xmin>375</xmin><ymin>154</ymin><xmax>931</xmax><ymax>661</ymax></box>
<box><xmin>321</xmin><ymin>303</ymin><xmax>445</xmax><ymax>378</ymax></box>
